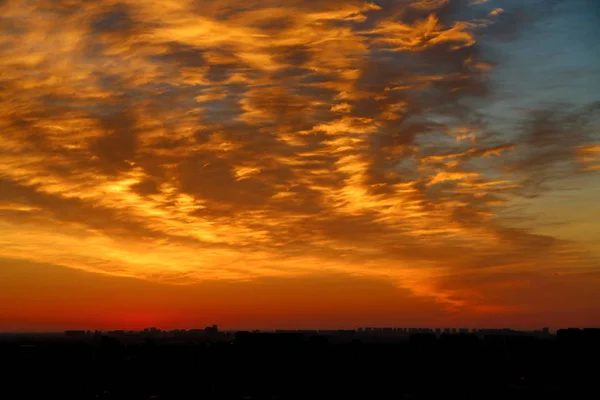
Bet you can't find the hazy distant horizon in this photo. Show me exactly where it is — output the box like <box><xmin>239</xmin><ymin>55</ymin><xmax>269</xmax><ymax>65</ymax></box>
<box><xmin>2</xmin><ymin>324</ymin><xmax>594</xmax><ymax>335</ymax></box>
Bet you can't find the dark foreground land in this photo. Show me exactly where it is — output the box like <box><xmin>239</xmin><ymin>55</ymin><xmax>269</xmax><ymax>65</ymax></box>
<box><xmin>1</xmin><ymin>328</ymin><xmax>599</xmax><ymax>400</ymax></box>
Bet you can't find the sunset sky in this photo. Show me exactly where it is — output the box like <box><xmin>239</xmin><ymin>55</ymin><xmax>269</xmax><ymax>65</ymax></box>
<box><xmin>1</xmin><ymin>0</ymin><xmax>599</xmax><ymax>332</ymax></box>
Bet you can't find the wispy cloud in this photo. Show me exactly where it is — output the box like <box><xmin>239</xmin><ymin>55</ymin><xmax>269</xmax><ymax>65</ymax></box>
<box><xmin>0</xmin><ymin>0</ymin><xmax>598</xmax><ymax>317</ymax></box>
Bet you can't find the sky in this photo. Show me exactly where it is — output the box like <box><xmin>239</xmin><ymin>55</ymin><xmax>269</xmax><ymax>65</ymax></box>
<box><xmin>0</xmin><ymin>0</ymin><xmax>599</xmax><ymax>332</ymax></box>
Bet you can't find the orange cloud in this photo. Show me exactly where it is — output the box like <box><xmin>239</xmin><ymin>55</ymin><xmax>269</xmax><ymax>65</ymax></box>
<box><xmin>0</xmin><ymin>0</ymin><xmax>598</xmax><ymax>325</ymax></box>
<box><xmin>577</xmin><ymin>144</ymin><xmax>600</xmax><ymax>170</ymax></box>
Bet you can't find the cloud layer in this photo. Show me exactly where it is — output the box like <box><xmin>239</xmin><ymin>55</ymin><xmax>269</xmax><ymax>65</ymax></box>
<box><xmin>1</xmin><ymin>0</ymin><xmax>599</xmax><ymax>318</ymax></box>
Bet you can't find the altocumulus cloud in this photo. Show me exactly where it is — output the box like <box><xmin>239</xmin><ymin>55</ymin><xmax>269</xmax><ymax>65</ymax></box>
<box><xmin>0</xmin><ymin>0</ymin><xmax>599</xmax><ymax>315</ymax></box>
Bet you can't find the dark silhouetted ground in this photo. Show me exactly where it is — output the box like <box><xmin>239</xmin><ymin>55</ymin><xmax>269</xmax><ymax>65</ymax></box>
<box><xmin>1</xmin><ymin>327</ymin><xmax>599</xmax><ymax>399</ymax></box>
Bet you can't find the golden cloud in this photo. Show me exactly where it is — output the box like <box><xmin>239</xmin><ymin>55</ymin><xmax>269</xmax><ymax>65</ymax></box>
<box><xmin>0</xmin><ymin>0</ymin><xmax>598</xmax><ymax>315</ymax></box>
